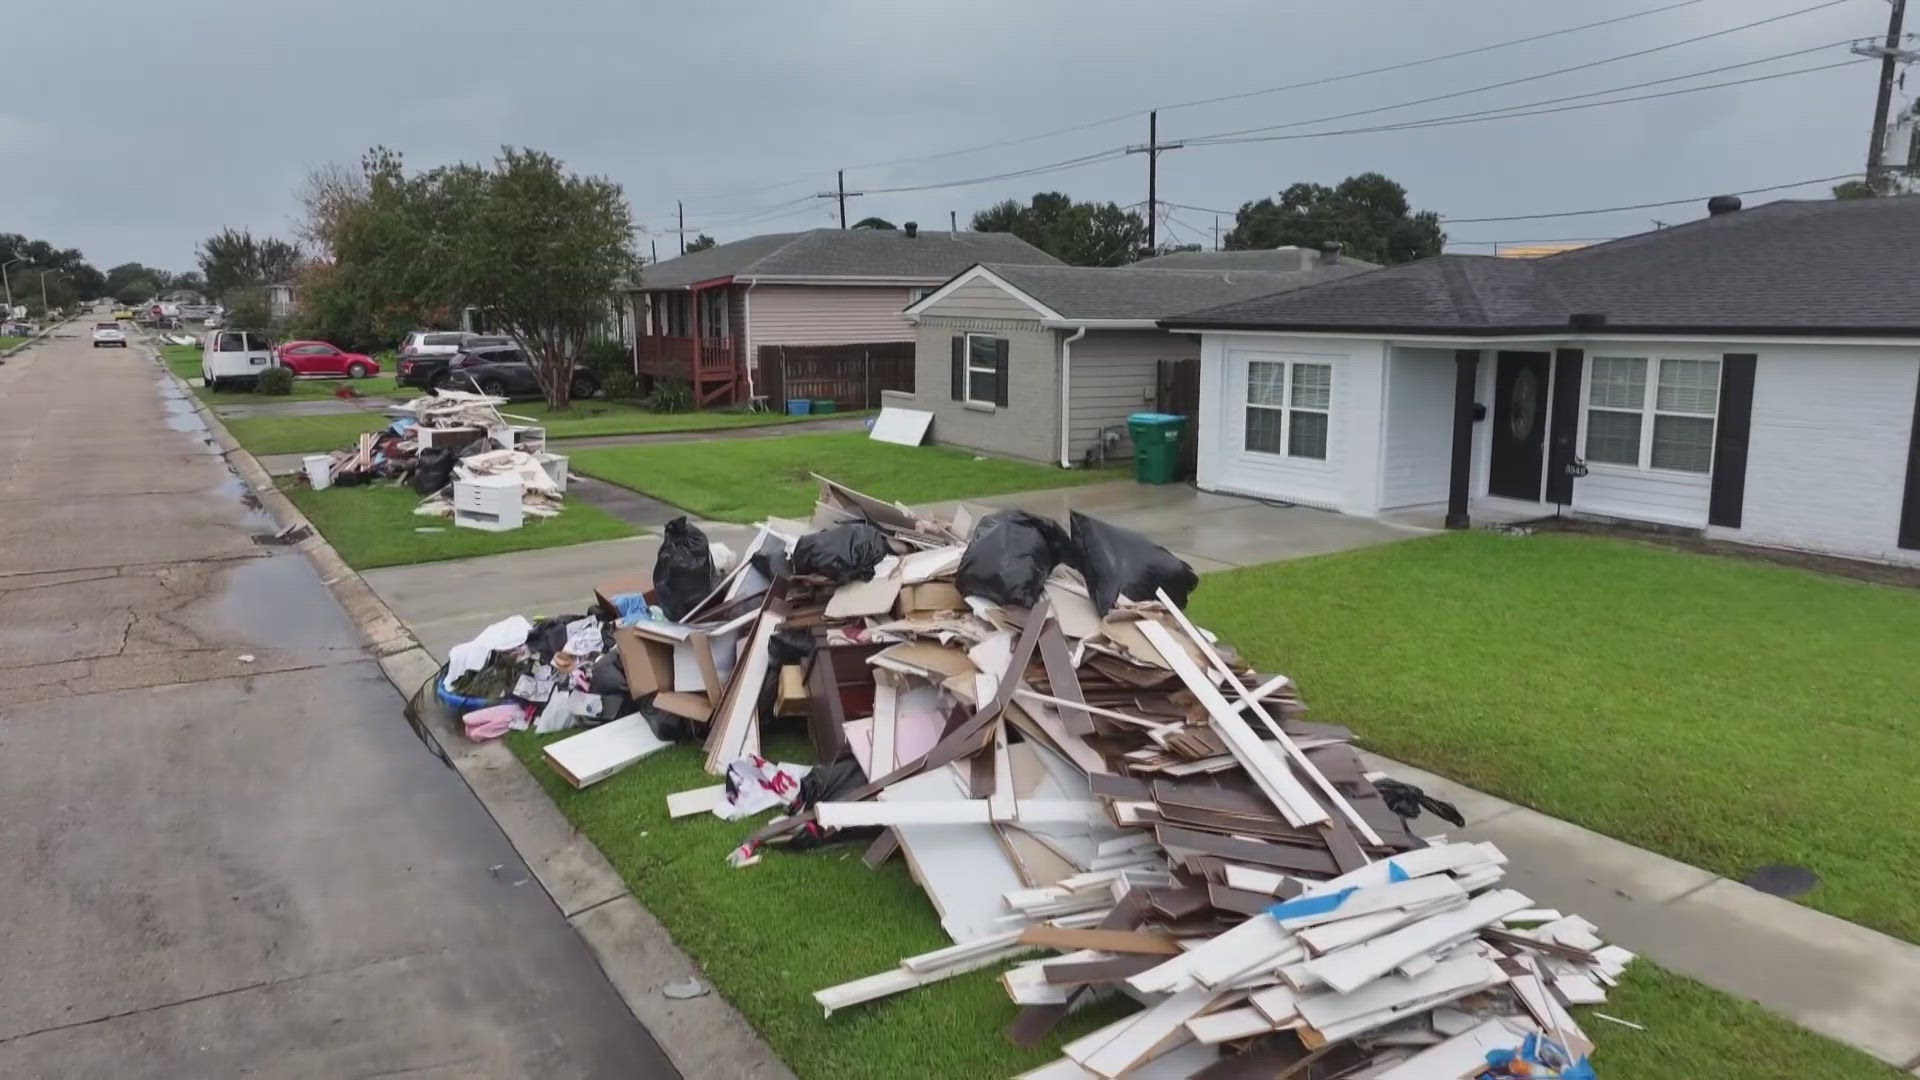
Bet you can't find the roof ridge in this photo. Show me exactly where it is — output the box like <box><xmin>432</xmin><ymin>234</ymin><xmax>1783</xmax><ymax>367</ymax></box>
<box><xmin>1437</xmin><ymin>257</ymin><xmax>1490</xmax><ymax>325</ymax></box>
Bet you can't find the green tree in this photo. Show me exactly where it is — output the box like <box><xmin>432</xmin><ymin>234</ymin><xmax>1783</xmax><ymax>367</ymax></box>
<box><xmin>969</xmin><ymin>192</ymin><xmax>1145</xmax><ymax>266</ymax></box>
<box><xmin>118</xmin><ymin>277</ymin><xmax>160</xmax><ymax>305</ymax></box>
<box><xmin>0</xmin><ymin>233</ymin><xmax>105</xmax><ymax>301</ymax></box>
<box><xmin>450</xmin><ymin>147</ymin><xmax>636</xmax><ymax>409</ymax></box>
<box><xmin>196</xmin><ymin>228</ymin><xmax>305</xmax><ymax>299</ymax></box>
<box><xmin>1224</xmin><ymin>173</ymin><xmax>1443</xmax><ymax>265</ymax></box>
<box><xmin>1833</xmin><ymin>179</ymin><xmax>1878</xmax><ymax>199</ymax></box>
<box><xmin>684</xmin><ymin>233</ymin><xmax>717</xmax><ymax>253</ymax></box>
<box><xmin>850</xmin><ymin>217</ymin><xmax>896</xmax><ymax>230</ymax></box>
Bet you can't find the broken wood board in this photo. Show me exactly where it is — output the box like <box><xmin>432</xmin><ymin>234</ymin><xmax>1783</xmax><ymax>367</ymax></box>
<box><xmin>815</xmin><ymin>798</ymin><xmax>1106</xmax><ymax>828</ymax></box>
<box><xmin>542</xmin><ymin>713</ymin><xmax>672</xmax><ymax>788</ymax></box>
<box><xmin>1303</xmin><ymin>889</ymin><xmax>1529</xmax><ymax>994</ymax></box>
<box><xmin>825</xmin><ymin>573</ymin><xmax>903</xmax><ymax>619</ymax></box>
<box><xmin>869</xmin><ymin>405</ymin><xmax>935</xmax><ymax>446</ymax></box>
<box><xmin>1018</xmin><ymin>926</ymin><xmax>1182</xmax><ymax>956</ymax></box>
<box><xmin>880</xmin><ymin>765</ymin><xmax>1031</xmax><ymax>943</ymax></box>
<box><xmin>666</xmin><ymin>784</ymin><xmax>725</xmax><ymax>818</ymax></box>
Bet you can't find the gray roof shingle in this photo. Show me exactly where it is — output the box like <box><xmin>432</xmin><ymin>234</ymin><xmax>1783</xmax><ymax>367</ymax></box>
<box><xmin>1131</xmin><ymin>247</ymin><xmax>1377</xmax><ymax>273</ymax></box>
<box><xmin>975</xmin><ymin>260</ymin><xmax>1376</xmax><ymax>321</ymax></box>
<box><xmin>637</xmin><ymin>229</ymin><xmax>1059</xmax><ymax>289</ymax></box>
<box><xmin>1164</xmin><ymin>195</ymin><xmax>1920</xmax><ymax>335</ymax></box>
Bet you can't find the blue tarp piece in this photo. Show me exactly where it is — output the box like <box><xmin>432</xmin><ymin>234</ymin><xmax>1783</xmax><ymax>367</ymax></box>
<box><xmin>608</xmin><ymin>592</ymin><xmax>653</xmax><ymax>626</ymax></box>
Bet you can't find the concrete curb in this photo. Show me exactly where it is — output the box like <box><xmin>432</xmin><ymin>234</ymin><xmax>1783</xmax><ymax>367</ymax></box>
<box><xmin>149</xmin><ymin>338</ymin><xmax>797</xmax><ymax>1080</ymax></box>
<box><xmin>3</xmin><ymin>315</ymin><xmax>72</xmax><ymax>358</ymax></box>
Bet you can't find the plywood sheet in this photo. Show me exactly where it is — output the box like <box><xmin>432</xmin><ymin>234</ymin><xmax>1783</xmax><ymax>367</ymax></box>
<box><xmin>869</xmin><ymin>405</ymin><xmax>934</xmax><ymax>446</ymax></box>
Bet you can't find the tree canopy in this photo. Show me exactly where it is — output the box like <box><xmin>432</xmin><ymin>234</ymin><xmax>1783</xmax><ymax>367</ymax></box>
<box><xmin>196</xmin><ymin>228</ymin><xmax>305</xmax><ymax>300</ymax></box>
<box><xmin>684</xmin><ymin>233</ymin><xmax>717</xmax><ymax>253</ymax></box>
<box><xmin>970</xmin><ymin>192</ymin><xmax>1145</xmax><ymax>266</ymax></box>
<box><xmin>0</xmin><ymin>232</ymin><xmax>106</xmax><ymax>308</ymax></box>
<box><xmin>1224</xmin><ymin>173</ymin><xmax>1443</xmax><ymax>265</ymax></box>
<box><xmin>850</xmin><ymin>217</ymin><xmax>896</xmax><ymax>230</ymax></box>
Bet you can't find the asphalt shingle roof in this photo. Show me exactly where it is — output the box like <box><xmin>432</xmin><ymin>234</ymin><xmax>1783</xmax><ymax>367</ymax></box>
<box><xmin>1164</xmin><ymin>195</ymin><xmax>1920</xmax><ymax>335</ymax></box>
<box><xmin>976</xmin><ymin>260</ymin><xmax>1376</xmax><ymax>320</ymax></box>
<box><xmin>637</xmin><ymin>229</ymin><xmax>1059</xmax><ymax>289</ymax></box>
<box><xmin>1131</xmin><ymin>247</ymin><xmax>1377</xmax><ymax>273</ymax></box>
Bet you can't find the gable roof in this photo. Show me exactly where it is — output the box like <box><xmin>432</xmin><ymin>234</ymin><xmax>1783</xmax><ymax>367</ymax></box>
<box><xmin>636</xmin><ymin>229</ymin><xmax>1060</xmax><ymax>289</ymax></box>
<box><xmin>911</xmin><ymin>260</ymin><xmax>1378</xmax><ymax>324</ymax></box>
<box><xmin>1163</xmin><ymin>195</ymin><xmax>1920</xmax><ymax>336</ymax></box>
<box><xmin>1131</xmin><ymin>246</ymin><xmax>1377</xmax><ymax>273</ymax></box>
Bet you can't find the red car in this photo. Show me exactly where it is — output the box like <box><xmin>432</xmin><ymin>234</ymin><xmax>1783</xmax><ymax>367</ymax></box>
<box><xmin>276</xmin><ymin>340</ymin><xmax>380</xmax><ymax>378</ymax></box>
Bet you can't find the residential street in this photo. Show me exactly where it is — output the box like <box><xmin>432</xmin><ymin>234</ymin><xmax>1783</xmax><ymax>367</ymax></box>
<box><xmin>0</xmin><ymin>326</ymin><xmax>676</xmax><ymax>1077</ymax></box>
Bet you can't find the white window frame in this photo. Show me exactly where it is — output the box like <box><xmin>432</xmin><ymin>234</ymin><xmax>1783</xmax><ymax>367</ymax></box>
<box><xmin>1579</xmin><ymin>353</ymin><xmax>1722</xmax><ymax>475</ymax></box>
<box><xmin>909</xmin><ymin>287</ymin><xmax>935</xmax><ymax>304</ymax></box>
<box><xmin>963</xmin><ymin>331</ymin><xmax>1003</xmax><ymax>407</ymax></box>
<box><xmin>1243</xmin><ymin>358</ymin><xmax>1332</xmax><ymax>461</ymax></box>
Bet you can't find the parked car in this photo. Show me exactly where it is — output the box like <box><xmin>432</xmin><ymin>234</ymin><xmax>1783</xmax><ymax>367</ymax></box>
<box><xmin>276</xmin><ymin>340</ymin><xmax>379</xmax><ymax>378</ymax></box>
<box><xmin>201</xmin><ymin>329</ymin><xmax>275</xmax><ymax>390</ymax></box>
<box><xmin>91</xmin><ymin>322</ymin><xmax>127</xmax><ymax>348</ymax></box>
<box><xmin>397</xmin><ymin>333</ymin><xmax>514</xmax><ymax>388</ymax></box>
<box><xmin>113</xmin><ymin>309</ymin><xmax>134</xmax><ymax>321</ymax></box>
<box><xmin>440</xmin><ymin>344</ymin><xmax>600</xmax><ymax>400</ymax></box>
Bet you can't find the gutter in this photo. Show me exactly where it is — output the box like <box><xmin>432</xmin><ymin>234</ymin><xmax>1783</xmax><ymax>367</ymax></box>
<box><xmin>742</xmin><ymin>280</ymin><xmax>758</xmax><ymax>404</ymax></box>
<box><xmin>1058</xmin><ymin>326</ymin><xmax>1087</xmax><ymax>468</ymax></box>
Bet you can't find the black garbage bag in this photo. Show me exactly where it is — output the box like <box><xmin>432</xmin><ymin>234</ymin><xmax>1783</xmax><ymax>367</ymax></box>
<box><xmin>639</xmin><ymin>699</ymin><xmax>698</xmax><ymax>743</ymax></box>
<box><xmin>1375</xmin><ymin>777</ymin><xmax>1466</xmax><ymax>827</ymax></box>
<box><xmin>413</xmin><ymin>446</ymin><xmax>456</xmax><ymax>495</ymax></box>
<box><xmin>588</xmin><ymin>651</ymin><xmax>628</xmax><ymax>696</ymax></box>
<box><xmin>956</xmin><ymin>509</ymin><xmax>1070</xmax><ymax>608</ymax></box>
<box><xmin>784</xmin><ymin>756</ymin><xmax>879</xmax><ymax>851</ymax></box>
<box><xmin>1070</xmin><ymin>511</ymin><xmax>1200</xmax><ymax>615</ymax></box>
<box><xmin>755</xmin><ymin>628</ymin><xmax>817</xmax><ymax>725</ymax></box>
<box><xmin>791</xmin><ymin>522</ymin><xmax>889</xmax><ymax>584</ymax></box>
<box><xmin>654</xmin><ymin>516</ymin><xmax>716</xmax><ymax>620</ymax></box>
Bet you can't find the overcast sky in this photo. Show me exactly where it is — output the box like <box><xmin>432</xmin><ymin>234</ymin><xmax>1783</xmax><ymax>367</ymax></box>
<box><xmin>2</xmin><ymin>0</ymin><xmax>1889</xmax><ymax>271</ymax></box>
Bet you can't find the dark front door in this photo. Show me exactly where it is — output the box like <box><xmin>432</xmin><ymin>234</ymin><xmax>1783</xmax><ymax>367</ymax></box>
<box><xmin>1488</xmin><ymin>351</ymin><xmax>1551</xmax><ymax>501</ymax></box>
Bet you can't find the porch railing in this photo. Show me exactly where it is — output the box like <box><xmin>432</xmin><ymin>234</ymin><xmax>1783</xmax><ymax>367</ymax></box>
<box><xmin>635</xmin><ymin>335</ymin><xmax>737</xmax><ymax>379</ymax></box>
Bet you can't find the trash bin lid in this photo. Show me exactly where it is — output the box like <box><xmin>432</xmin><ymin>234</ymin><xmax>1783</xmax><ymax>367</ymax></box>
<box><xmin>1128</xmin><ymin>411</ymin><xmax>1186</xmax><ymax>426</ymax></box>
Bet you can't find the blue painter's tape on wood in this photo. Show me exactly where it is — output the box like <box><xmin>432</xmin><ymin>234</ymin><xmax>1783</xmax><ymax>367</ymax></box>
<box><xmin>1268</xmin><ymin>886</ymin><xmax>1357</xmax><ymax>921</ymax></box>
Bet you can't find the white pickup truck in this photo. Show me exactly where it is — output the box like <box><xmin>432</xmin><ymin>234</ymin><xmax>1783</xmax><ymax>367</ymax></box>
<box><xmin>91</xmin><ymin>322</ymin><xmax>128</xmax><ymax>348</ymax></box>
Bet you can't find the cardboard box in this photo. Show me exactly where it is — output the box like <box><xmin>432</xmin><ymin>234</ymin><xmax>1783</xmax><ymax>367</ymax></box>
<box><xmin>613</xmin><ymin>626</ymin><xmax>675</xmax><ymax>697</ymax></box>
<box><xmin>896</xmin><ymin>581</ymin><xmax>966</xmax><ymax>617</ymax></box>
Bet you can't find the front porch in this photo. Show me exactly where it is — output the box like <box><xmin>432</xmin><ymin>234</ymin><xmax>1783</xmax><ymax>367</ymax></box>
<box><xmin>633</xmin><ymin>334</ymin><xmax>744</xmax><ymax>407</ymax></box>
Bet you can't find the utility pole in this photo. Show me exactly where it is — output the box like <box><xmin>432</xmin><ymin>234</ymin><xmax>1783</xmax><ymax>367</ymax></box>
<box><xmin>1213</xmin><ymin>215</ymin><xmax>1220</xmax><ymax>251</ymax></box>
<box><xmin>1857</xmin><ymin>0</ymin><xmax>1914</xmax><ymax>191</ymax></box>
<box><xmin>650</xmin><ymin>239</ymin><xmax>658</xmax><ymax>264</ymax></box>
<box><xmin>678</xmin><ymin>201</ymin><xmax>686</xmax><ymax>255</ymax></box>
<box><xmin>950</xmin><ymin>210</ymin><xmax>957</xmax><ymax>232</ymax></box>
<box><xmin>814</xmin><ymin>172</ymin><xmax>864</xmax><ymax>226</ymax></box>
<box><xmin>1126</xmin><ymin>110</ymin><xmax>1183</xmax><ymax>255</ymax></box>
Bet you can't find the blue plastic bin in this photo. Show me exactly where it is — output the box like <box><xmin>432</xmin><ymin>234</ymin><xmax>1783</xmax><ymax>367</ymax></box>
<box><xmin>786</xmin><ymin>399</ymin><xmax>813</xmax><ymax>415</ymax></box>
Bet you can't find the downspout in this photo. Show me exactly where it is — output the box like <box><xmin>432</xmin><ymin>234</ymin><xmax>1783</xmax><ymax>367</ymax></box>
<box><xmin>1058</xmin><ymin>326</ymin><xmax>1087</xmax><ymax>467</ymax></box>
<box><xmin>742</xmin><ymin>280</ymin><xmax>758</xmax><ymax>404</ymax></box>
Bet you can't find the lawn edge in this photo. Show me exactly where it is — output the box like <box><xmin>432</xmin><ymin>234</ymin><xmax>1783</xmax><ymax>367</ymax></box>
<box><xmin>150</xmin><ymin>336</ymin><xmax>797</xmax><ymax>1080</ymax></box>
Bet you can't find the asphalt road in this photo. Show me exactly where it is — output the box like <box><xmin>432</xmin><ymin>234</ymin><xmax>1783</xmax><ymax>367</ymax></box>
<box><xmin>0</xmin><ymin>323</ymin><xmax>677</xmax><ymax>1077</ymax></box>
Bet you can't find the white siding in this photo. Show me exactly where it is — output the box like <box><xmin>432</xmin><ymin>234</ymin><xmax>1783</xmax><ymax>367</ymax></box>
<box><xmin>744</xmin><ymin>284</ymin><xmax>919</xmax><ymax>361</ymax></box>
<box><xmin>1380</xmin><ymin>347</ymin><xmax>1455</xmax><ymax>509</ymax></box>
<box><xmin>1068</xmin><ymin>330</ymin><xmax>1197</xmax><ymax>462</ymax></box>
<box><xmin>918</xmin><ymin>278</ymin><xmax>1043</xmax><ymax>321</ymax></box>
<box><xmin>1720</xmin><ymin>344</ymin><xmax>1920</xmax><ymax>563</ymax></box>
<box><xmin>1196</xmin><ymin>332</ymin><xmax>1388</xmax><ymax>514</ymax></box>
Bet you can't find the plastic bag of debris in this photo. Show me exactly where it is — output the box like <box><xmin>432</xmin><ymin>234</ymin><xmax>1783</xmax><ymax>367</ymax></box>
<box><xmin>413</xmin><ymin>446</ymin><xmax>456</xmax><ymax>495</ymax></box>
<box><xmin>956</xmin><ymin>509</ymin><xmax>1070</xmax><ymax>608</ymax></box>
<box><xmin>1070</xmin><ymin>511</ymin><xmax>1199</xmax><ymax>614</ymax></box>
<box><xmin>791</xmin><ymin>521</ymin><xmax>889</xmax><ymax>584</ymax></box>
<box><xmin>654</xmin><ymin>516</ymin><xmax>716</xmax><ymax>620</ymax></box>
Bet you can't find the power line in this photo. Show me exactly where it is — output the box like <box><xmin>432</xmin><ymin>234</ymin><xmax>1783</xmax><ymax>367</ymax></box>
<box><xmin>1180</xmin><ymin>0</ymin><xmax>1855</xmax><ymax>145</ymax></box>
<box><xmin>1441</xmin><ymin>172</ymin><xmax>1859</xmax><ymax>223</ymax></box>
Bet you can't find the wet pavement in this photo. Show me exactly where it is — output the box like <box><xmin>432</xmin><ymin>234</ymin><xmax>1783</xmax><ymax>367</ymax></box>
<box><xmin>0</xmin><ymin>328</ymin><xmax>677</xmax><ymax>1078</ymax></box>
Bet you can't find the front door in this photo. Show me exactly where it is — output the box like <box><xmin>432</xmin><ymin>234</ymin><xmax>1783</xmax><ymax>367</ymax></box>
<box><xmin>1488</xmin><ymin>351</ymin><xmax>1551</xmax><ymax>501</ymax></box>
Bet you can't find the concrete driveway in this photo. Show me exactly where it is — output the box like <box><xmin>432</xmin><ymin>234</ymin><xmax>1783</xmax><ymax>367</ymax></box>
<box><xmin>361</xmin><ymin>479</ymin><xmax>1420</xmax><ymax>658</ymax></box>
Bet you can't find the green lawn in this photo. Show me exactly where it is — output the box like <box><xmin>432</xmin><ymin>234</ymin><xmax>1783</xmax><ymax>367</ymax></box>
<box><xmin>223</xmin><ymin>402</ymin><xmax>848</xmax><ymax>457</ymax></box>
<box><xmin>286</xmin><ymin>482</ymin><xmax>638</xmax><ymax>569</ymax></box>
<box><xmin>505</xmin><ymin>727</ymin><xmax>1902</xmax><ymax>1080</ymax></box>
<box><xmin>571</xmin><ymin>431</ymin><xmax>1117</xmax><ymax>522</ymax></box>
<box><xmin>0</xmin><ymin>335</ymin><xmax>27</xmax><ymax>352</ymax></box>
<box><xmin>1189</xmin><ymin>531</ymin><xmax>1920</xmax><ymax>944</ymax></box>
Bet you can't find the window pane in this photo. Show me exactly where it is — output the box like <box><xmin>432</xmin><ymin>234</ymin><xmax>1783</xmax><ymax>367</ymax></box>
<box><xmin>1247</xmin><ymin>360</ymin><xmax>1285</xmax><ymax>407</ymax></box>
<box><xmin>1585</xmin><ymin>409</ymin><xmax>1642</xmax><ymax>465</ymax></box>
<box><xmin>1589</xmin><ymin>356</ymin><xmax>1647</xmax><ymax>410</ymax></box>
<box><xmin>1245</xmin><ymin>406</ymin><xmax>1284</xmax><ymax>454</ymax></box>
<box><xmin>968</xmin><ymin>335</ymin><xmax>1001</xmax><ymax>367</ymax></box>
<box><xmin>1657</xmin><ymin>358</ymin><xmax>1720</xmax><ymax>414</ymax></box>
<box><xmin>968</xmin><ymin>369</ymin><xmax>997</xmax><ymax>403</ymax></box>
<box><xmin>1290</xmin><ymin>363</ymin><xmax>1332</xmax><ymax>410</ymax></box>
<box><xmin>1651</xmin><ymin>414</ymin><xmax>1715</xmax><ymax>472</ymax></box>
<box><xmin>1288</xmin><ymin>410</ymin><xmax>1329</xmax><ymax>459</ymax></box>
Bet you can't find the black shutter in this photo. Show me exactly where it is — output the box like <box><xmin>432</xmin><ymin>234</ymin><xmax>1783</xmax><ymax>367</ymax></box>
<box><xmin>1900</xmin><ymin>364</ymin><xmax>1920</xmax><ymax>549</ymax></box>
<box><xmin>993</xmin><ymin>338</ymin><xmax>1010</xmax><ymax>407</ymax></box>
<box><xmin>950</xmin><ymin>335</ymin><xmax>965</xmax><ymax>400</ymax></box>
<box><xmin>1709</xmin><ymin>353</ymin><xmax>1757</xmax><ymax>529</ymax></box>
<box><xmin>1545</xmin><ymin>348</ymin><xmax>1585</xmax><ymax>505</ymax></box>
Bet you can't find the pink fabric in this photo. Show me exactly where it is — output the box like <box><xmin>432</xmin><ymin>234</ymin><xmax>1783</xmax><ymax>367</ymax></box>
<box><xmin>463</xmin><ymin>703</ymin><xmax>524</xmax><ymax>741</ymax></box>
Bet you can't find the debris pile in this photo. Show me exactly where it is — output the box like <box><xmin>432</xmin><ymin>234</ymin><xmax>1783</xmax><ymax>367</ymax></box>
<box><xmin>302</xmin><ymin>390</ymin><xmax>569</xmax><ymax>527</ymax></box>
<box><xmin>446</xmin><ymin>475</ymin><xmax>1630</xmax><ymax>1077</ymax></box>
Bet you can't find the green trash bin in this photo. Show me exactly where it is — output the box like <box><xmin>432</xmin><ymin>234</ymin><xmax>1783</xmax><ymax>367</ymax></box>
<box><xmin>1127</xmin><ymin>412</ymin><xmax>1187</xmax><ymax>485</ymax></box>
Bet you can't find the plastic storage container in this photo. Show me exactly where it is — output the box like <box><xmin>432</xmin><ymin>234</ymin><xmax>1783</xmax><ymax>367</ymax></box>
<box><xmin>812</xmin><ymin>399</ymin><xmax>839</xmax><ymax>414</ymax></box>
<box><xmin>1126</xmin><ymin>412</ymin><xmax>1188</xmax><ymax>485</ymax></box>
<box><xmin>786</xmin><ymin>399</ymin><xmax>812</xmax><ymax>415</ymax></box>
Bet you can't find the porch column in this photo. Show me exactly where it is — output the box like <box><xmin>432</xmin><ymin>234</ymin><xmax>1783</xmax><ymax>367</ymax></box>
<box><xmin>1446</xmin><ymin>349</ymin><xmax>1480</xmax><ymax>530</ymax></box>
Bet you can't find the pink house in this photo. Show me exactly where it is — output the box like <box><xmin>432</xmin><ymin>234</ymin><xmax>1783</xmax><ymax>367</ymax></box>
<box><xmin>628</xmin><ymin>224</ymin><xmax>1057</xmax><ymax>406</ymax></box>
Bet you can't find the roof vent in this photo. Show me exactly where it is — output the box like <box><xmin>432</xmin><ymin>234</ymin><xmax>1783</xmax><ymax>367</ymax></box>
<box><xmin>1569</xmin><ymin>312</ymin><xmax>1608</xmax><ymax>330</ymax></box>
<box><xmin>1707</xmin><ymin>195</ymin><xmax>1742</xmax><ymax>216</ymax></box>
<box><xmin>904</xmin><ymin>221</ymin><xmax>919</xmax><ymax>238</ymax></box>
<box><xmin>1317</xmin><ymin>241</ymin><xmax>1342</xmax><ymax>265</ymax></box>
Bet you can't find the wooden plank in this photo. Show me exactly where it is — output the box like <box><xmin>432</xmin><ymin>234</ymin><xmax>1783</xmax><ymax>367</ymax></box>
<box><xmin>1042</xmin><ymin>954</ymin><xmax>1162</xmax><ymax>986</ymax></box>
<box><xmin>1037</xmin><ymin>625</ymin><xmax>1097</xmax><ymax>735</ymax></box>
<box><xmin>1019</xmin><ymin>926</ymin><xmax>1183</xmax><ymax>956</ymax></box>
<box><xmin>1270</xmin><ymin>876</ymin><xmax>1467</xmax><ymax>930</ymax></box>
<box><xmin>1186</xmin><ymin>1006</ymin><xmax>1278</xmax><ymax>1045</ymax></box>
<box><xmin>1207</xmin><ymin>884</ymin><xmax>1278</xmax><ymax>917</ymax></box>
<box><xmin>543</xmin><ymin>714</ymin><xmax>672</xmax><ymax>789</ymax></box>
<box><xmin>666</xmin><ymin>784</ymin><xmax>724</xmax><ymax>818</ymax></box>
<box><xmin>860</xmin><ymin>828</ymin><xmax>900</xmax><ymax>868</ymax></box>
<box><xmin>1371</xmin><ymin>1018</ymin><xmax>1530</xmax><ymax>1080</ymax></box>
<box><xmin>1075</xmin><ymin>986</ymin><xmax>1215</xmax><ymax>1078</ymax></box>
<box><xmin>824</xmin><ymin>573</ymin><xmax>902</xmax><ymax>618</ymax></box>
<box><xmin>1155</xmin><ymin>825</ymin><xmax>1339</xmax><ymax>877</ymax></box>
<box><xmin>1303</xmin><ymin>889</ymin><xmax>1529</xmax><ymax>994</ymax></box>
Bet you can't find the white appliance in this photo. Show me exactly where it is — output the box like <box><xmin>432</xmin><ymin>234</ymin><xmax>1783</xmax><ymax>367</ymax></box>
<box><xmin>453</xmin><ymin>476</ymin><xmax>524</xmax><ymax>532</ymax></box>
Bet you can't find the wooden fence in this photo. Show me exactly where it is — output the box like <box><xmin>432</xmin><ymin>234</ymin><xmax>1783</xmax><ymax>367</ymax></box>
<box><xmin>757</xmin><ymin>342</ymin><xmax>914</xmax><ymax>411</ymax></box>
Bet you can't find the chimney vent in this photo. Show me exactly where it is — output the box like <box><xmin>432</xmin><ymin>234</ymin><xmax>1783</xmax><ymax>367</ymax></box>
<box><xmin>904</xmin><ymin>221</ymin><xmax>919</xmax><ymax>238</ymax></box>
<box><xmin>1707</xmin><ymin>195</ymin><xmax>1742</xmax><ymax>217</ymax></box>
<box><xmin>1317</xmin><ymin>241</ymin><xmax>1342</xmax><ymax>265</ymax></box>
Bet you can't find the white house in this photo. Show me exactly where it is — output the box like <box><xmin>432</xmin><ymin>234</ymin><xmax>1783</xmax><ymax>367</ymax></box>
<box><xmin>1159</xmin><ymin>194</ymin><xmax>1920</xmax><ymax>566</ymax></box>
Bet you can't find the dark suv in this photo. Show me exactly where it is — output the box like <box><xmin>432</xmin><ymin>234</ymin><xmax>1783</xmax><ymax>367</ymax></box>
<box><xmin>439</xmin><ymin>344</ymin><xmax>602</xmax><ymax>400</ymax></box>
<box><xmin>396</xmin><ymin>335</ymin><xmax>515</xmax><ymax>389</ymax></box>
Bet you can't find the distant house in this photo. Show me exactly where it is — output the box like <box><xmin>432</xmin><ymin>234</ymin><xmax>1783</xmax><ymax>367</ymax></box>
<box><xmin>266</xmin><ymin>283</ymin><xmax>297</xmax><ymax>321</ymax></box>
<box><xmin>895</xmin><ymin>246</ymin><xmax>1374</xmax><ymax>466</ymax></box>
<box><xmin>1160</xmin><ymin>195</ymin><xmax>1920</xmax><ymax>566</ymax></box>
<box><xmin>626</xmin><ymin>226</ymin><xmax>1057</xmax><ymax>406</ymax></box>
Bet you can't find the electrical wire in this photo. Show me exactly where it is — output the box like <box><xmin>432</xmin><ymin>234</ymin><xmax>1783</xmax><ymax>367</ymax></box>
<box><xmin>1441</xmin><ymin>172</ymin><xmax>1860</xmax><ymax>223</ymax></box>
<box><xmin>1180</xmin><ymin>0</ymin><xmax>1855</xmax><ymax>145</ymax></box>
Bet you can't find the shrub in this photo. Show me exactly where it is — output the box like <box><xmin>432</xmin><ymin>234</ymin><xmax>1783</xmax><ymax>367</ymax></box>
<box><xmin>256</xmin><ymin>365</ymin><xmax>295</xmax><ymax>395</ymax></box>
<box><xmin>581</xmin><ymin>337</ymin><xmax>630</xmax><ymax>376</ymax></box>
<box><xmin>645</xmin><ymin>378</ymin><xmax>693</xmax><ymax>414</ymax></box>
<box><xmin>602</xmin><ymin>370</ymin><xmax>640</xmax><ymax>400</ymax></box>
